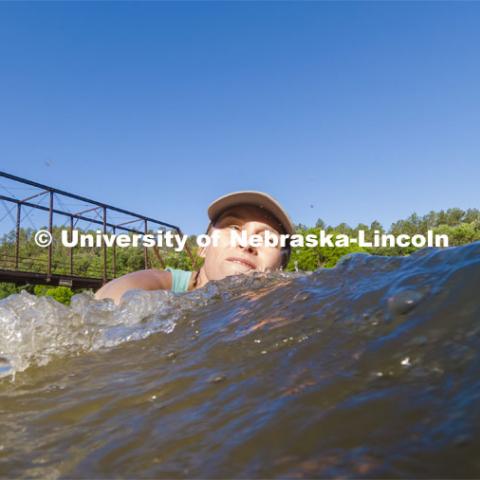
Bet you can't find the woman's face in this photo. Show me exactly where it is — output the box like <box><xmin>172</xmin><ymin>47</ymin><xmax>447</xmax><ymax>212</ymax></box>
<box><xmin>199</xmin><ymin>204</ymin><xmax>284</xmax><ymax>281</ymax></box>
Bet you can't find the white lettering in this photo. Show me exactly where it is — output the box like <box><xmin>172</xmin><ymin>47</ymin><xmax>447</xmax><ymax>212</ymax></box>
<box><xmin>197</xmin><ymin>234</ymin><xmax>211</xmax><ymax>247</ymax></box>
<box><xmin>335</xmin><ymin>234</ymin><xmax>349</xmax><ymax>247</ymax></box>
<box><xmin>435</xmin><ymin>233</ymin><xmax>449</xmax><ymax>247</ymax></box>
<box><xmin>411</xmin><ymin>234</ymin><xmax>426</xmax><ymax>248</ymax></box>
<box><xmin>397</xmin><ymin>234</ymin><xmax>410</xmax><ymax>248</ymax></box>
<box><xmin>62</xmin><ymin>229</ymin><xmax>78</xmax><ymax>247</ymax></box>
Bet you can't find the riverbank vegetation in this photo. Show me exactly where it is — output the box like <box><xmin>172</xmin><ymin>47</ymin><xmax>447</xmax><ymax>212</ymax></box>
<box><xmin>1</xmin><ymin>208</ymin><xmax>479</xmax><ymax>304</ymax></box>
<box><xmin>288</xmin><ymin>207</ymin><xmax>480</xmax><ymax>271</ymax></box>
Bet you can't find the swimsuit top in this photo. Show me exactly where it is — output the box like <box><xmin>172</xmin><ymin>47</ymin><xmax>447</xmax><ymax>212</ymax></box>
<box><xmin>165</xmin><ymin>267</ymin><xmax>192</xmax><ymax>293</ymax></box>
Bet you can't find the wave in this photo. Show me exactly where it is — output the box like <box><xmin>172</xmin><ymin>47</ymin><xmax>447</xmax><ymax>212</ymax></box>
<box><xmin>0</xmin><ymin>242</ymin><xmax>479</xmax><ymax>478</ymax></box>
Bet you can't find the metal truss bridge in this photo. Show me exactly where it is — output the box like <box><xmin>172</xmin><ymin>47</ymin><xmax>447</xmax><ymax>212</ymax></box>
<box><xmin>0</xmin><ymin>171</ymin><xmax>195</xmax><ymax>290</ymax></box>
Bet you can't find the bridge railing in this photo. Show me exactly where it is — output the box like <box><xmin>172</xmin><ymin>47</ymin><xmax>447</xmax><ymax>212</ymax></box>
<box><xmin>0</xmin><ymin>171</ymin><xmax>197</xmax><ymax>287</ymax></box>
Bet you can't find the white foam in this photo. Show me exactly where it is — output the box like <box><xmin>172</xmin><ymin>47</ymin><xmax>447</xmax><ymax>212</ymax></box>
<box><xmin>0</xmin><ymin>289</ymin><xmax>182</xmax><ymax>377</ymax></box>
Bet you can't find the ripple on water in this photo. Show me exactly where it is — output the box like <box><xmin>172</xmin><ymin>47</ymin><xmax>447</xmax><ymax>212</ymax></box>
<box><xmin>0</xmin><ymin>242</ymin><xmax>479</xmax><ymax>478</ymax></box>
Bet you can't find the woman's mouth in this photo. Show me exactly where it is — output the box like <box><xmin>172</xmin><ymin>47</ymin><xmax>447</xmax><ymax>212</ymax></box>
<box><xmin>225</xmin><ymin>257</ymin><xmax>256</xmax><ymax>270</ymax></box>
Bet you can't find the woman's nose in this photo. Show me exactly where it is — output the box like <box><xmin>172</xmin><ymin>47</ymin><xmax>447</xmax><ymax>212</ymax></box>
<box><xmin>239</xmin><ymin>241</ymin><xmax>257</xmax><ymax>255</ymax></box>
<box><xmin>239</xmin><ymin>229</ymin><xmax>258</xmax><ymax>255</ymax></box>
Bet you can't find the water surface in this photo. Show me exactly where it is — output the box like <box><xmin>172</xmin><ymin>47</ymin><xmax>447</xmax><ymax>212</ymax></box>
<box><xmin>1</xmin><ymin>242</ymin><xmax>480</xmax><ymax>478</ymax></box>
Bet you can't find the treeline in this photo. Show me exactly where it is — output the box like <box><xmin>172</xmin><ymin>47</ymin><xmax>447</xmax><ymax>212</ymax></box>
<box><xmin>1</xmin><ymin>207</ymin><xmax>479</xmax><ymax>303</ymax></box>
<box><xmin>0</xmin><ymin>226</ymin><xmax>198</xmax><ymax>277</ymax></box>
<box><xmin>288</xmin><ymin>207</ymin><xmax>480</xmax><ymax>271</ymax></box>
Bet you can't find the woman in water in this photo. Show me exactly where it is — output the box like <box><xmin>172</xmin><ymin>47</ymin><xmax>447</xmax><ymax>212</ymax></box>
<box><xmin>95</xmin><ymin>191</ymin><xmax>294</xmax><ymax>304</ymax></box>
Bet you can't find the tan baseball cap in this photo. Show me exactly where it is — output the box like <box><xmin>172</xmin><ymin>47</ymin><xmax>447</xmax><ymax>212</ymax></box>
<box><xmin>207</xmin><ymin>191</ymin><xmax>294</xmax><ymax>235</ymax></box>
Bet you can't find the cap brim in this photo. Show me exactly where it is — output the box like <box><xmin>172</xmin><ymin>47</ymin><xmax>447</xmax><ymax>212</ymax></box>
<box><xmin>207</xmin><ymin>191</ymin><xmax>294</xmax><ymax>235</ymax></box>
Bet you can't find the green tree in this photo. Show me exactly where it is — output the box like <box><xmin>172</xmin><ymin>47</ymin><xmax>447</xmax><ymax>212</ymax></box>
<box><xmin>286</xmin><ymin>227</ymin><xmax>366</xmax><ymax>271</ymax></box>
<box><xmin>33</xmin><ymin>285</ymin><xmax>73</xmax><ymax>305</ymax></box>
<box><xmin>0</xmin><ymin>282</ymin><xmax>20</xmax><ymax>300</ymax></box>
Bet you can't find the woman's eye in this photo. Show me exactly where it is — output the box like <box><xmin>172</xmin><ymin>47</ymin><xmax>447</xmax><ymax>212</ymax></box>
<box><xmin>229</xmin><ymin>225</ymin><xmax>241</xmax><ymax>231</ymax></box>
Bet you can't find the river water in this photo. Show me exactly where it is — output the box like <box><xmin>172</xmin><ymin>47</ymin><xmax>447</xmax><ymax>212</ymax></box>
<box><xmin>1</xmin><ymin>242</ymin><xmax>479</xmax><ymax>478</ymax></box>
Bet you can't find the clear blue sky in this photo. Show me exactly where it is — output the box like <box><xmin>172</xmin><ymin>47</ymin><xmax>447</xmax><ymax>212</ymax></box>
<box><xmin>1</xmin><ymin>2</ymin><xmax>479</xmax><ymax>235</ymax></box>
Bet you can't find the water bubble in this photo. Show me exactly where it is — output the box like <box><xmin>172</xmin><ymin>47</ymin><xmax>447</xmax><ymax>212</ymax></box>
<box><xmin>208</xmin><ymin>375</ymin><xmax>226</xmax><ymax>384</ymax></box>
<box><xmin>293</xmin><ymin>292</ymin><xmax>311</xmax><ymax>302</ymax></box>
<box><xmin>46</xmin><ymin>384</ymin><xmax>66</xmax><ymax>392</ymax></box>
<box><xmin>387</xmin><ymin>290</ymin><xmax>424</xmax><ymax>315</ymax></box>
<box><xmin>401</xmin><ymin>357</ymin><xmax>411</xmax><ymax>367</ymax></box>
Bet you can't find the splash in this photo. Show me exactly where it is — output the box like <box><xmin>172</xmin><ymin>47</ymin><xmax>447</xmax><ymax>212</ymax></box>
<box><xmin>0</xmin><ymin>272</ymin><xmax>291</xmax><ymax>377</ymax></box>
<box><xmin>0</xmin><ymin>288</ymin><xmax>183</xmax><ymax>376</ymax></box>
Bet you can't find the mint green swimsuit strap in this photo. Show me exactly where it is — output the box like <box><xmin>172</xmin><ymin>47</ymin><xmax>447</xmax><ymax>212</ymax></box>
<box><xmin>165</xmin><ymin>267</ymin><xmax>192</xmax><ymax>293</ymax></box>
